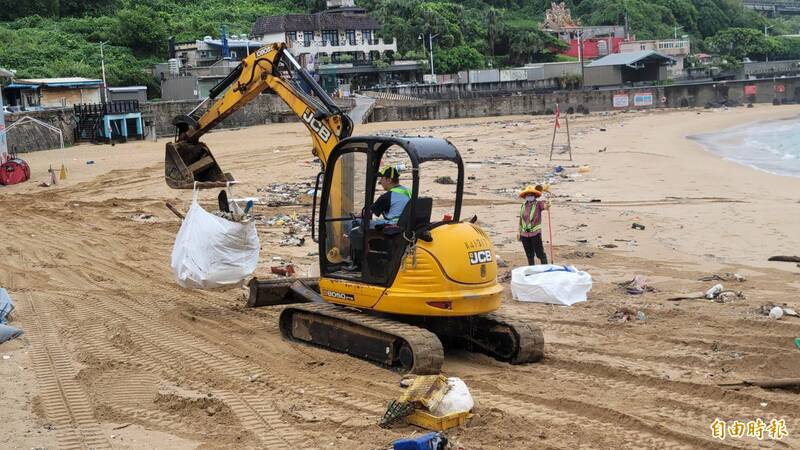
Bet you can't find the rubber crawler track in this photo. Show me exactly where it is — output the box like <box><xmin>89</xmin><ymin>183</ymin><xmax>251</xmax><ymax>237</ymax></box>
<box><xmin>483</xmin><ymin>313</ymin><xmax>545</xmax><ymax>364</ymax></box>
<box><xmin>280</xmin><ymin>303</ymin><xmax>444</xmax><ymax>374</ymax></box>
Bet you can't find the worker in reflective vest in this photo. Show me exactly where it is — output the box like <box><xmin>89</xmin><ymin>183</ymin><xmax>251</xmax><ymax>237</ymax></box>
<box><xmin>517</xmin><ymin>185</ymin><xmax>549</xmax><ymax>265</ymax></box>
<box><xmin>371</xmin><ymin>165</ymin><xmax>411</xmax><ymax>226</ymax></box>
<box><xmin>346</xmin><ymin>165</ymin><xmax>411</xmax><ymax>271</ymax></box>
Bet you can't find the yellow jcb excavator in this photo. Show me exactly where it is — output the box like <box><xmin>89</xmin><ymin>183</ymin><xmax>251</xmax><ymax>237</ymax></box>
<box><xmin>165</xmin><ymin>43</ymin><xmax>543</xmax><ymax>374</ymax></box>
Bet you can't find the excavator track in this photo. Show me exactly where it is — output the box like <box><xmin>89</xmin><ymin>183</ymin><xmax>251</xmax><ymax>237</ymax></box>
<box><xmin>279</xmin><ymin>303</ymin><xmax>444</xmax><ymax>374</ymax></box>
<box><xmin>417</xmin><ymin>313</ymin><xmax>544</xmax><ymax>365</ymax></box>
<box><xmin>473</xmin><ymin>313</ymin><xmax>545</xmax><ymax>364</ymax></box>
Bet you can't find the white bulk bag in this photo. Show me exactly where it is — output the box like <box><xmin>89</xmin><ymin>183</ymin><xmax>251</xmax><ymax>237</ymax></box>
<box><xmin>171</xmin><ymin>186</ymin><xmax>260</xmax><ymax>289</ymax></box>
<box><xmin>431</xmin><ymin>377</ymin><xmax>474</xmax><ymax>417</ymax></box>
<box><xmin>511</xmin><ymin>264</ymin><xmax>592</xmax><ymax>306</ymax></box>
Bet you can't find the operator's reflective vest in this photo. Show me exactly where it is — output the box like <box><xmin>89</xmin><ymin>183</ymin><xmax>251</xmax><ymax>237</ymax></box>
<box><xmin>385</xmin><ymin>185</ymin><xmax>412</xmax><ymax>224</ymax></box>
<box><xmin>519</xmin><ymin>201</ymin><xmax>542</xmax><ymax>234</ymax></box>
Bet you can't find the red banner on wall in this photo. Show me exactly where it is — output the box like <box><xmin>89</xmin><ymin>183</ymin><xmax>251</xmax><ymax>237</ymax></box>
<box><xmin>744</xmin><ymin>85</ymin><xmax>757</xmax><ymax>96</ymax></box>
<box><xmin>775</xmin><ymin>84</ymin><xmax>785</xmax><ymax>93</ymax></box>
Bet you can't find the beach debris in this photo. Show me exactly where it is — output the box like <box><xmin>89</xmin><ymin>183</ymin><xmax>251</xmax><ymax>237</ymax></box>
<box><xmin>705</xmin><ymin>284</ymin><xmax>723</xmax><ymax>299</ymax></box>
<box><xmin>796</xmin><ymin>338</ymin><xmax>800</xmax><ymax>351</ymax></box>
<box><xmin>86</xmin><ymin>160</ymin><xmax>95</xmax><ymax>165</ymax></box>
<box><xmin>619</xmin><ymin>275</ymin><xmax>655</xmax><ymax>295</ymax></box>
<box><xmin>631</xmin><ymin>223</ymin><xmax>646</xmax><ymax>231</ymax></box>
<box><xmin>719</xmin><ymin>378</ymin><xmax>800</xmax><ymax>390</ymax></box>
<box><xmin>608</xmin><ymin>307</ymin><xmax>645</xmax><ymax>323</ymax></box>
<box><xmin>496</xmin><ymin>255</ymin><xmax>508</xmax><ymax>268</ymax></box>
<box><xmin>393</xmin><ymin>432</ymin><xmax>448</xmax><ymax>450</ymax></box>
<box><xmin>165</xmin><ymin>202</ymin><xmax>185</xmax><ymax>219</ymax></box>
<box><xmin>271</xmin><ymin>264</ymin><xmax>296</xmax><ymax>277</ymax></box>
<box><xmin>599</xmin><ymin>147</ymin><xmax>607</xmax><ymax>152</ymax></box>
<box><xmin>601</xmin><ymin>243</ymin><xmax>618</xmax><ymax>249</ymax></box>
<box><xmin>758</xmin><ymin>303</ymin><xmax>798</xmax><ymax>319</ymax></box>
<box><xmin>279</xmin><ymin>236</ymin><xmax>305</xmax><ymax>247</ymax></box>
<box><xmin>257</xmin><ymin>182</ymin><xmax>315</xmax><ymax>207</ymax></box>
<box><xmin>563</xmin><ymin>250</ymin><xmax>594</xmax><ymax>258</ymax></box>
<box><xmin>382</xmin><ymin>375</ymin><xmax>473</xmax><ymax>432</ymax></box>
<box><xmin>497</xmin><ymin>271</ymin><xmax>511</xmax><ymax>283</ymax></box>
<box><xmin>698</xmin><ymin>273</ymin><xmax>746</xmax><ymax>282</ymax></box>
<box><xmin>768</xmin><ymin>255</ymin><xmax>800</xmax><ymax>263</ymax></box>
<box><xmin>434</xmin><ymin>176</ymin><xmax>456</xmax><ymax>185</ymax></box>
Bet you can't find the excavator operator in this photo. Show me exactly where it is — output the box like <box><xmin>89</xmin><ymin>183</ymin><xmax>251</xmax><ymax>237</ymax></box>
<box><xmin>346</xmin><ymin>165</ymin><xmax>411</xmax><ymax>270</ymax></box>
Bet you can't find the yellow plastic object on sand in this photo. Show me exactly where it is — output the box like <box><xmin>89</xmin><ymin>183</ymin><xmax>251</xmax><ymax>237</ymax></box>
<box><xmin>407</xmin><ymin>410</ymin><xmax>472</xmax><ymax>432</ymax></box>
<box><xmin>396</xmin><ymin>375</ymin><xmax>472</xmax><ymax>432</ymax></box>
<box><xmin>398</xmin><ymin>375</ymin><xmax>449</xmax><ymax>411</ymax></box>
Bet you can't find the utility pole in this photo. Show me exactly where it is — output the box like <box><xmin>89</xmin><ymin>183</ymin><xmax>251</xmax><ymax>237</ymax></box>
<box><xmin>100</xmin><ymin>41</ymin><xmax>109</xmax><ymax>103</ymax></box>
<box><xmin>764</xmin><ymin>25</ymin><xmax>774</xmax><ymax>62</ymax></box>
<box><xmin>578</xmin><ymin>29</ymin><xmax>585</xmax><ymax>88</ymax></box>
<box><xmin>419</xmin><ymin>33</ymin><xmax>439</xmax><ymax>82</ymax></box>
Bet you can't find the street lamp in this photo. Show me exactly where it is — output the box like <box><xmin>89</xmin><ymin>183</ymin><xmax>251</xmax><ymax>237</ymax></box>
<box><xmin>764</xmin><ymin>25</ymin><xmax>774</xmax><ymax>62</ymax></box>
<box><xmin>418</xmin><ymin>33</ymin><xmax>439</xmax><ymax>82</ymax></box>
<box><xmin>100</xmin><ymin>41</ymin><xmax>109</xmax><ymax>103</ymax></box>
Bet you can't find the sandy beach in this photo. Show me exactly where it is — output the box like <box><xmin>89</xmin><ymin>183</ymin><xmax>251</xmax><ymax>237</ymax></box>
<box><xmin>1</xmin><ymin>105</ymin><xmax>799</xmax><ymax>449</ymax></box>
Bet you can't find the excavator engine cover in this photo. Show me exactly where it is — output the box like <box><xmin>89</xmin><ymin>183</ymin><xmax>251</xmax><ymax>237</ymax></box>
<box><xmin>165</xmin><ymin>141</ymin><xmax>233</xmax><ymax>189</ymax></box>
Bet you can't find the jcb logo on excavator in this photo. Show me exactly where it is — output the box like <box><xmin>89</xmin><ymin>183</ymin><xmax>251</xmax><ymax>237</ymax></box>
<box><xmin>469</xmin><ymin>250</ymin><xmax>492</xmax><ymax>265</ymax></box>
<box><xmin>302</xmin><ymin>108</ymin><xmax>332</xmax><ymax>143</ymax></box>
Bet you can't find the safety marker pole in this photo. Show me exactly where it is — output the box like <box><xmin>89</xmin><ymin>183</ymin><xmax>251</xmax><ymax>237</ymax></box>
<box><xmin>547</xmin><ymin>208</ymin><xmax>554</xmax><ymax>264</ymax></box>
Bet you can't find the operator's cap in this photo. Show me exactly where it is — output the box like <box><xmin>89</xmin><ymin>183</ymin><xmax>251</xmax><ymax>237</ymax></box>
<box><xmin>377</xmin><ymin>165</ymin><xmax>400</xmax><ymax>179</ymax></box>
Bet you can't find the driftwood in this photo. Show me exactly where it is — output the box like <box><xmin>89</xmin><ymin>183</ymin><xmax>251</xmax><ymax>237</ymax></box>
<box><xmin>719</xmin><ymin>378</ymin><xmax>800</xmax><ymax>390</ymax></box>
<box><xmin>667</xmin><ymin>292</ymin><xmax>705</xmax><ymax>301</ymax></box>
<box><xmin>165</xmin><ymin>202</ymin><xmax>185</xmax><ymax>220</ymax></box>
<box><xmin>768</xmin><ymin>255</ymin><xmax>800</xmax><ymax>263</ymax></box>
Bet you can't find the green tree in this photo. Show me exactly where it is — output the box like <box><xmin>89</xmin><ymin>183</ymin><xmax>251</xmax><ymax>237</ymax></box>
<box><xmin>0</xmin><ymin>0</ymin><xmax>58</xmax><ymax>21</ymax></box>
<box><xmin>435</xmin><ymin>45</ymin><xmax>484</xmax><ymax>73</ymax></box>
<box><xmin>486</xmin><ymin>8</ymin><xmax>505</xmax><ymax>57</ymax></box>
<box><xmin>706</xmin><ymin>27</ymin><xmax>776</xmax><ymax>61</ymax></box>
<box><xmin>115</xmin><ymin>5</ymin><xmax>168</xmax><ymax>55</ymax></box>
<box><xmin>507</xmin><ymin>29</ymin><xmax>565</xmax><ymax>65</ymax></box>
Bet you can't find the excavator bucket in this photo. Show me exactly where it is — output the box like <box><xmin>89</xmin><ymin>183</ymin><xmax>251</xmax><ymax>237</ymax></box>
<box><xmin>165</xmin><ymin>141</ymin><xmax>233</xmax><ymax>189</ymax></box>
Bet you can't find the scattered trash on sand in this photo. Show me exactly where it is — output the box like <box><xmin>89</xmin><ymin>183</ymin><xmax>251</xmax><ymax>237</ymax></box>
<box><xmin>758</xmin><ymin>303</ymin><xmax>797</xmax><ymax>319</ymax></box>
<box><xmin>698</xmin><ymin>273</ymin><xmax>746</xmax><ymax>282</ymax></box>
<box><xmin>270</xmin><ymin>264</ymin><xmax>296</xmax><ymax>277</ymax></box>
<box><xmin>705</xmin><ymin>284</ymin><xmax>723</xmax><ymax>299</ymax></box>
<box><xmin>608</xmin><ymin>307</ymin><xmax>646</xmax><ymax>324</ymax></box>
<box><xmin>393</xmin><ymin>432</ymin><xmax>448</xmax><ymax>450</ymax></box>
<box><xmin>381</xmin><ymin>375</ymin><xmax>473</xmax><ymax>431</ymax></box>
<box><xmin>631</xmin><ymin>223</ymin><xmax>646</xmax><ymax>230</ymax></box>
<box><xmin>434</xmin><ymin>176</ymin><xmax>456</xmax><ymax>185</ymax></box>
<box><xmin>619</xmin><ymin>275</ymin><xmax>655</xmax><ymax>295</ymax></box>
<box><xmin>257</xmin><ymin>182</ymin><xmax>315</xmax><ymax>207</ymax></box>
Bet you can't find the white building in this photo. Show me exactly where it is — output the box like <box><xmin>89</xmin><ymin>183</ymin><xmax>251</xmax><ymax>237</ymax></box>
<box><xmin>250</xmin><ymin>0</ymin><xmax>397</xmax><ymax>70</ymax></box>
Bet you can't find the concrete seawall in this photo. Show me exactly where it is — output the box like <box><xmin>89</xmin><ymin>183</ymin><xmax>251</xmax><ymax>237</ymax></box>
<box><xmin>367</xmin><ymin>77</ymin><xmax>800</xmax><ymax>122</ymax></box>
<box><xmin>6</xmin><ymin>76</ymin><xmax>800</xmax><ymax>152</ymax></box>
<box><xmin>5</xmin><ymin>95</ymin><xmax>355</xmax><ymax>153</ymax></box>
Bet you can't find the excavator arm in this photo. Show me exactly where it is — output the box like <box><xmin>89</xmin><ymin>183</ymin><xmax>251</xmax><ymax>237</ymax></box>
<box><xmin>165</xmin><ymin>42</ymin><xmax>353</xmax><ymax>189</ymax></box>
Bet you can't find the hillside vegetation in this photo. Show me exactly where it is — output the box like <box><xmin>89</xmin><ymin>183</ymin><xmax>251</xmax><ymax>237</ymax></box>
<box><xmin>1</xmin><ymin>0</ymin><xmax>800</xmax><ymax>97</ymax></box>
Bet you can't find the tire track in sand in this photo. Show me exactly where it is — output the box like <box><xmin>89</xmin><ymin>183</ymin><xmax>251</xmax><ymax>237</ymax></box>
<box><xmin>20</xmin><ymin>292</ymin><xmax>111</xmax><ymax>450</ymax></box>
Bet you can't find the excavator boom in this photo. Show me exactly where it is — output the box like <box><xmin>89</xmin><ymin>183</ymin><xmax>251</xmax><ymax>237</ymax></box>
<box><xmin>165</xmin><ymin>43</ymin><xmax>353</xmax><ymax>189</ymax></box>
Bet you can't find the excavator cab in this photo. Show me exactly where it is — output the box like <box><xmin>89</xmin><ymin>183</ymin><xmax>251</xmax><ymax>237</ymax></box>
<box><xmin>316</xmin><ymin>136</ymin><xmax>463</xmax><ymax>287</ymax></box>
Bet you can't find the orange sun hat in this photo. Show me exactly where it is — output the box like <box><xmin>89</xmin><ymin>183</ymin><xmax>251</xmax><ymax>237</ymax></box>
<box><xmin>518</xmin><ymin>185</ymin><xmax>542</xmax><ymax>198</ymax></box>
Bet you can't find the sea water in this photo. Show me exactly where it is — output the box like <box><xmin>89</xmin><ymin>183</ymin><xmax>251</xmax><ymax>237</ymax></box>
<box><xmin>693</xmin><ymin>116</ymin><xmax>800</xmax><ymax>177</ymax></box>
